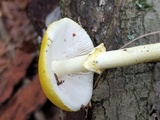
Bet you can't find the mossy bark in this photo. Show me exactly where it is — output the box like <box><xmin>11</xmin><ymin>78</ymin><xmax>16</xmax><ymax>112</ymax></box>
<box><xmin>61</xmin><ymin>0</ymin><xmax>160</xmax><ymax>120</ymax></box>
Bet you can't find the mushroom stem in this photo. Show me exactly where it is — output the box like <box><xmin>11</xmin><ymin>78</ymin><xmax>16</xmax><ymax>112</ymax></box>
<box><xmin>52</xmin><ymin>55</ymin><xmax>89</xmax><ymax>77</ymax></box>
<box><xmin>52</xmin><ymin>42</ymin><xmax>160</xmax><ymax>76</ymax></box>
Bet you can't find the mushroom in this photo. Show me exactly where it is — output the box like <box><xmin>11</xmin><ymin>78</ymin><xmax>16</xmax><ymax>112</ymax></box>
<box><xmin>39</xmin><ymin>18</ymin><xmax>160</xmax><ymax>111</ymax></box>
<box><xmin>38</xmin><ymin>18</ymin><xmax>94</xmax><ymax>111</ymax></box>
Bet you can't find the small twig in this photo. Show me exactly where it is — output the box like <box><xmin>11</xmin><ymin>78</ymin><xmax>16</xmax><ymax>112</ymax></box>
<box><xmin>120</xmin><ymin>31</ymin><xmax>160</xmax><ymax>49</ymax></box>
<box><xmin>93</xmin><ymin>73</ymin><xmax>103</xmax><ymax>89</ymax></box>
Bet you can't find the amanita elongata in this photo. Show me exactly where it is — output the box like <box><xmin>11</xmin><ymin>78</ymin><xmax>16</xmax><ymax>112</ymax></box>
<box><xmin>38</xmin><ymin>18</ymin><xmax>160</xmax><ymax>111</ymax></box>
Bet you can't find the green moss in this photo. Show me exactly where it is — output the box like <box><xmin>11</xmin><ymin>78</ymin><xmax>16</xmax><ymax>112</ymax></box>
<box><xmin>59</xmin><ymin>0</ymin><xmax>63</xmax><ymax>5</ymax></box>
<box><xmin>127</xmin><ymin>30</ymin><xmax>137</xmax><ymax>40</ymax></box>
<box><xmin>134</xmin><ymin>0</ymin><xmax>153</xmax><ymax>10</ymax></box>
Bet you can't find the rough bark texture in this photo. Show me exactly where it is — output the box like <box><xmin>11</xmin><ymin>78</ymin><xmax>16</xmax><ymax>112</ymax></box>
<box><xmin>60</xmin><ymin>0</ymin><xmax>160</xmax><ymax>120</ymax></box>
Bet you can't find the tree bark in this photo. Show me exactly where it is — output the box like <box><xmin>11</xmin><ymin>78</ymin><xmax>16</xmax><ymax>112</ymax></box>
<box><xmin>61</xmin><ymin>0</ymin><xmax>160</xmax><ymax>120</ymax></box>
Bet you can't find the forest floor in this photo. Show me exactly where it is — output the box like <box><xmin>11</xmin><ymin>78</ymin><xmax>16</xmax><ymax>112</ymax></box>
<box><xmin>0</xmin><ymin>0</ymin><xmax>61</xmax><ymax>120</ymax></box>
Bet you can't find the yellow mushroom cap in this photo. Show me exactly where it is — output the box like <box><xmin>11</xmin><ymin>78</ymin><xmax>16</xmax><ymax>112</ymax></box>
<box><xmin>38</xmin><ymin>18</ymin><xmax>94</xmax><ymax>111</ymax></box>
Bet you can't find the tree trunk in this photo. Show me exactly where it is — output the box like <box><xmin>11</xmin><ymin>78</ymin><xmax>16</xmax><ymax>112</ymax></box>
<box><xmin>60</xmin><ymin>0</ymin><xmax>160</xmax><ymax>120</ymax></box>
